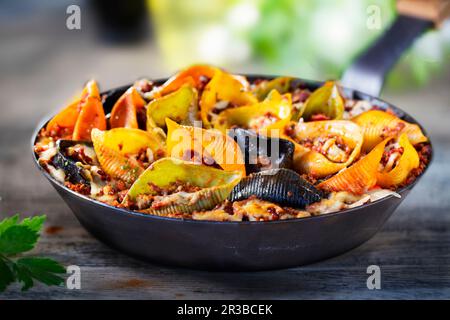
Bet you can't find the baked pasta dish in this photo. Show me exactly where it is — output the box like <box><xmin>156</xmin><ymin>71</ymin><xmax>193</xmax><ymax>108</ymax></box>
<box><xmin>34</xmin><ymin>65</ymin><xmax>431</xmax><ymax>221</ymax></box>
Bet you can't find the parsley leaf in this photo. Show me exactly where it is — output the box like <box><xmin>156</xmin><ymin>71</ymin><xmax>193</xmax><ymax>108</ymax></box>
<box><xmin>0</xmin><ymin>215</ymin><xmax>46</xmax><ymax>235</ymax></box>
<box><xmin>0</xmin><ymin>225</ymin><xmax>39</xmax><ymax>255</ymax></box>
<box><xmin>15</xmin><ymin>258</ymin><xmax>65</xmax><ymax>291</ymax></box>
<box><xmin>0</xmin><ymin>215</ymin><xmax>19</xmax><ymax>235</ymax></box>
<box><xmin>20</xmin><ymin>215</ymin><xmax>46</xmax><ymax>233</ymax></box>
<box><xmin>13</xmin><ymin>262</ymin><xmax>34</xmax><ymax>291</ymax></box>
<box><xmin>0</xmin><ymin>214</ymin><xmax>66</xmax><ymax>292</ymax></box>
<box><xmin>0</xmin><ymin>258</ymin><xmax>15</xmax><ymax>292</ymax></box>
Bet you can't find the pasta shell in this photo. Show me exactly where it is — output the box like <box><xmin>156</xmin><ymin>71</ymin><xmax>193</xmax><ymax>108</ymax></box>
<box><xmin>46</xmin><ymin>99</ymin><xmax>80</xmax><ymax>139</ymax></box>
<box><xmin>166</xmin><ymin>118</ymin><xmax>246</xmax><ymax>176</ymax></box>
<box><xmin>47</xmin><ymin>80</ymin><xmax>105</xmax><ymax>140</ymax></box>
<box><xmin>252</xmin><ymin>76</ymin><xmax>293</xmax><ymax>100</ymax></box>
<box><xmin>317</xmin><ymin>138</ymin><xmax>390</xmax><ymax>194</ymax></box>
<box><xmin>376</xmin><ymin>133</ymin><xmax>420</xmax><ymax>187</ymax></box>
<box><xmin>72</xmin><ymin>80</ymin><xmax>106</xmax><ymax>141</ymax></box>
<box><xmin>110</xmin><ymin>87</ymin><xmax>146</xmax><ymax>129</ymax></box>
<box><xmin>152</xmin><ymin>64</ymin><xmax>217</xmax><ymax>98</ymax></box>
<box><xmin>352</xmin><ymin>110</ymin><xmax>428</xmax><ymax>151</ymax></box>
<box><xmin>125</xmin><ymin>158</ymin><xmax>242</xmax><ymax>215</ymax></box>
<box><xmin>229</xmin><ymin>168</ymin><xmax>323</xmax><ymax>208</ymax></box>
<box><xmin>281</xmin><ymin>120</ymin><xmax>363</xmax><ymax>178</ymax></box>
<box><xmin>91</xmin><ymin>128</ymin><xmax>166</xmax><ymax>185</ymax></box>
<box><xmin>228</xmin><ymin>128</ymin><xmax>295</xmax><ymax>174</ymax></box>
<box><xmin>52</xmin><ymin>140</ymin><xmax>93</xmax><ymax>185</ymax></box>
<box><xmin>200</xmin><ymin>69</ymin><xmax>257</xmax><ymax>128</ymax></box>
<box><xmin>146</xmin><ymin>84</ymin><xmax>199</xmax><ymax>134</ymax></box>
<box><xmin>213</xmin><ymin>90</ymin><xmax>292</xmax><ymax>134</ymax></box>
<box><xmin>300</xmin><ymin>81</ymin><xmax>344</xmax><ymax>121</ymax></box>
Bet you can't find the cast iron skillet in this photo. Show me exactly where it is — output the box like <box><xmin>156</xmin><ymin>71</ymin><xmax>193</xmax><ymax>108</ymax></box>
<box><xmin>32</xmin><ymin>75</ymin><xmax>433</xmax><ymax>271</ymax></box>
<box><xmin>32</xmin><ymin>11</ymin><xmax>438</xmax><ymax>270</ymax></box>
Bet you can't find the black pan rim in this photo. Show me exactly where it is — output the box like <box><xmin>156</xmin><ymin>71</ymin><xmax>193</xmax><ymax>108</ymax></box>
<box><xmin>31</xmin><ymin>74</ymin><xmax>434</xmax><ymax>225</ymax></box>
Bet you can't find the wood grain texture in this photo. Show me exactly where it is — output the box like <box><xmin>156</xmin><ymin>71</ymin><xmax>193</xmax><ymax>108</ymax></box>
<box><xmin>0</xmin><ymin>13</ymin><xmax>449</xmax><ymax>299</ymax></box>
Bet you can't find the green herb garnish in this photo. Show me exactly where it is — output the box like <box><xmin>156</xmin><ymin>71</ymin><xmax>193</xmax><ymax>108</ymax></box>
<box><xmin>0</xmin><ymin>215</ymin><xmax>65</xmax><ymax>292</ymax></box>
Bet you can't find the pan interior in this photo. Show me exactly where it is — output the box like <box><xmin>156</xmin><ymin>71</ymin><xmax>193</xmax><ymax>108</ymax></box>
<box><xmin>31</xmin><ymin>75</ymin><xmax>433</xmax><ymax>224</ymax></box>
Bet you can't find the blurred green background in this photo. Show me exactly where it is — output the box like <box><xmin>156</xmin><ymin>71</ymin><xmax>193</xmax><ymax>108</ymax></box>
<box><xmin>149</xmin><ymin>0</ymin><xmax>450</xmax><ymax>90</ymax></box>
<box><xmin>1</xmin><ymin>0</ymin><xmax>449</xmax><ymax>92</ymax></box>
<box><xmin>1</xmin><ymin>0</ymin><xmax>448</xmax><ymax>133</ymax></box>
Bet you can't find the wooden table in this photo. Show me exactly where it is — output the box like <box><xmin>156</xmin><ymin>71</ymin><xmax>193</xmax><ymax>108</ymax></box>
<box><xmin>1</xmin><ymin>11</ymin><xmax>449</xmax><ymax>299</ymax></box>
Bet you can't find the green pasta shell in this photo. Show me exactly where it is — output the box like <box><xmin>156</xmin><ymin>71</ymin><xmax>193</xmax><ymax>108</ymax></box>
<box><xmin>300</xmin><ymin>81</ymin><xmax>344</xmax><ymax>121</ymax></box>
<box><xmin>252</xmin><ymin>76</ymin><xmax>293</xmax><ymax>100</ymax></box>
<box><xmin>125</xmin><ymin>158</ymin><xmax>242</xmax><ymax>215</ymax></box>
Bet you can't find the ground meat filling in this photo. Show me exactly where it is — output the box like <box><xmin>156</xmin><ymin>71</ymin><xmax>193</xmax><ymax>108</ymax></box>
<box><xmin>40</xmin><ymin>125</ymin><xmax>72</xmax><ymax>141</ymax></box>
<box><xmin>381</xmin><ymin>122</ymin><xmax>406</xmax><ymax>139</ymax></box>
<box><xmin>65</xmin><ymin>144</ymin><xmax>96</xmax><ymax>165</ymax></box>
<box><xmin>399</xmin><ymin>142</ymin><xmax>432</xmax><ymax>188</ymax></box>
<box><xmin>248</xmin><ymin>112</ymin><xmax>280</xmax><ymax>130</ymax></box>
<box><xmin>379</xmin><ymin>142</ymin><xmax>404</xmax><ymax>173</ymax></box>
<box><xmin>291</xmin><ymin>88</ymin><xmax>311</xmax><ymax>104</ymax></box>
<box><xmin>295</xmin><ymin>134</ymin><xmax>352</xmax><ymax>163</ymax></box>
<box><xmin>121</xmin><ymin>147</ymin><xmax>159</xmax><ymax>169</ymax></box>
<box><xmin>181</xmin><ymin>149</ymin><xmax>222</xmax><ymax>169</ymax></box>
<box><xmin>192</xmin><ymin>197</ymin><xmax>311</xmax><ymax>222</ymax></box>
<box><xmin>65</xmin><ymin>181</ymin><xmax>91</xmax><ymax>195</ymax></box>
<box><xmin>124</xmin><ymin>181</ymin><xmax>203</xmax><ymax>211</ymax></box>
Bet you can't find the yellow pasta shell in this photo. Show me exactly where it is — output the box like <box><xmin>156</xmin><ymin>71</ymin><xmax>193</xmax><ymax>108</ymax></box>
<box><xmin>376</xmin><ymin>133</ymin><xmax>420</xmax><ymax>187</ymax></box>
<box><xmin>200</xmin><ymin>69</ymin><xmax>257</xmax><ymax>128</ymax></box>
<box><xmin>213</xmin><ymin>90</ymin><xmax>292</xmax><ymax>134</ymax></box>
<box><xmin>352</xmin><ymin>110</ymin><xmax>427</xmax><ymax>152</ymax></box>
<box><xmin>91</xmin><ymin>128</ymin><xmax>166</xmax><ymax>185</ymax></box>
<box><xmin>166</xmin><ymin>118</ymin><xmax>246</xmax><ymax>177</ymax></box>
<box><xmin>273</xmin><ymin>120</ymin><xmax>363</xmax><ymax>178</ymax></box>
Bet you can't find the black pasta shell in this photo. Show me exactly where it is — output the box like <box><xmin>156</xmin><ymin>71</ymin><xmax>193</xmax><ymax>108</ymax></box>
<box><xmin>228</xmin><ymin>128</ymin><xmax>295</xmax><ymax>175</ymax></box>
<box><xmin>229</xmin><ymin>168</ymin><xmax>323</xmax><ymax>208</ymax></box>
<box><xmin>52</xmin><ymin>140</ymin><xmax>92</xmax><ymax>185</ymax></box>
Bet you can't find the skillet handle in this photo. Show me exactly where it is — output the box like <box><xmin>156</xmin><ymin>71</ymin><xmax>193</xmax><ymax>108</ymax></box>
<box><xmin>341</xmin><ymin>0</ymin><xmax>450</xmax><ymax>97</ymax></box>
<box><xmin>341</xmin><ymin>15</ymin><xmax>431</xmax><ymax>97</ymax></box>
